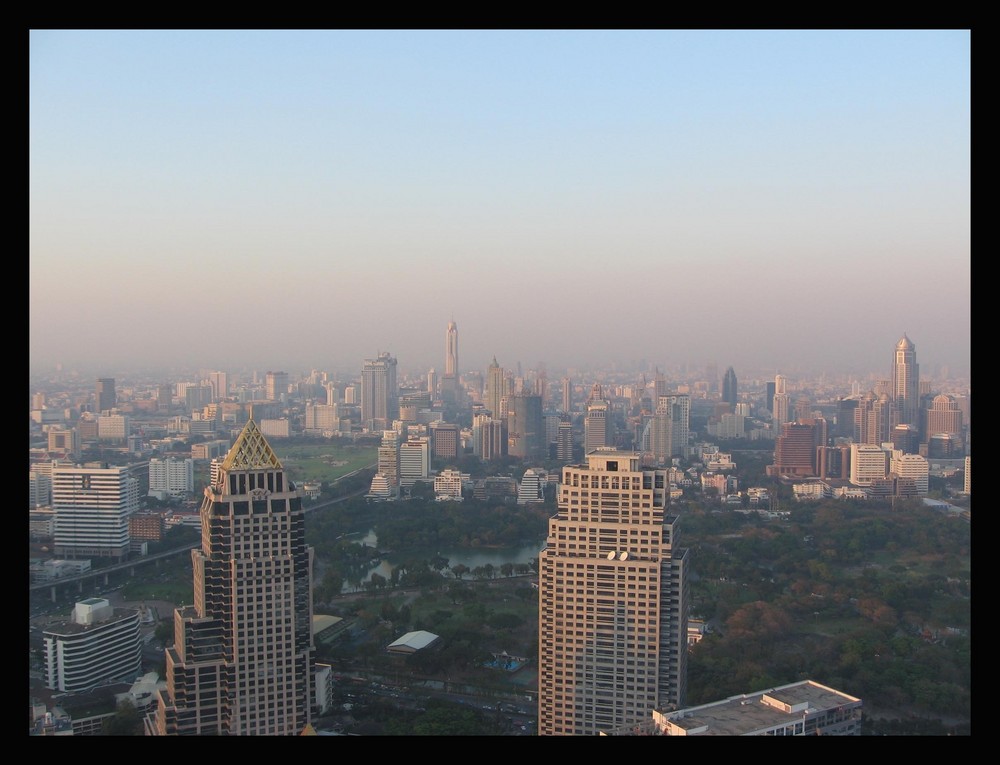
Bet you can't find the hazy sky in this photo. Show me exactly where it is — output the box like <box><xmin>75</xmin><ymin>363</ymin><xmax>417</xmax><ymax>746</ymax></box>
<box><xmin>29</xmin><ymin>30</ymin><xmax>970</xmax><ymax>380</ymax></box>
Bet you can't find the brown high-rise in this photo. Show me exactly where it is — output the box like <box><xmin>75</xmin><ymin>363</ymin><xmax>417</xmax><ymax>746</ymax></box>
<box><xmin>147</xmin><ymin>418</ymin><xmax>314</xmax><ymax>735</ymax></box>
<box><xmin>538</xmin><ymin>449</ymin><xmax>689</xmax><ymax>735</ymax></box>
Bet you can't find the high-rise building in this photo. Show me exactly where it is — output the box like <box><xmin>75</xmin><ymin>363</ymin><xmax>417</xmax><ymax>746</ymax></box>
<box><xmin>584</xmin><ymin>385</ymin><xmax>613</xmax><ymax>455</ymax></box>
<box><xmin>148</xmin><ymin>417</ymin><xmax>314</xmax><ymax>736</ymax></box>
<box><xmin>507</xmin><ymin>393</ymin><xmax>545</xmax><ymax>459</ymax></box>
<box><xmin>721</xmin><ymin>367</ymin><xmax>738</xmax><ymax>411</ymax></box>
<box><xmin>399</xmin><ymin>436</ymin><xmax>431</xmax><ymax>488</ymax></box>
<box><xmin>265</xmin><ymin>371</ymin><xmax>289</xmax><ymax>403</ymax></box>
<box><xmin>556</xmin><ymin>416</ymin><xmax>574</xmax><ymax>463</ymax></box>
<box><xmin>445</xmin><ymin>320</ymin><xmax>458</xmax><ymax>378</ymax></box>
<box><xmin>849</xmin><ymin>444</ymin><xmax>889</xmax><ymax>486</ymax></box>
<box><xmin>892</xmin><ymin>334</ymin><xmax>920</xmax><ymax>427</ymax></box>
<box><xmin>208</xmin><ymin>371</ymin><xmax>229</xmax><ymax>402</ymax></box>
<box><xmin>923</xmin><ymin>393</ymin><xmax>964</xmax><ymax>446</ymax></box>
<box><xmin>650</xmin><ymin>394</ymin><xmax>690</xmax><ymax>462</ymax></box>
<box><xmin>473</xmin><ymin>414</ymin><xmax>507</xmax><ymax>461</ymax></box>
<box><xmin>148</xmin><ymin>457</ymin><xmax>195</xmax><ymax>499</ymax></box>
<box><xmin>361</xmin><ymin>352</ymin><xmax>399</xmax><ymax>431</ymax></box>
<box><xmin>377</xmin><ymin>430</ymin><xmax>401</xmax><ymax>490</ymax></box>
<box><xmin>485</xmin><ymin>357</ymin><xmax>505</xmax><ymax>420</ymax></box>
<box><xmin>538</xmin><ymin>449</ymin><xmax>689</xmax><ymax>735</ymax></box>
<box><xmin>771</xmin><ymin>422</ymin><xmax>819</xmax><ymax>476</ymax></box>
<box><xmin>52</xmin><ymin>464</ymin><xmax>139</xmax><ymax>560</ymax></box>
<box><xmin>96</xmin><ymin>377</ymin><xmax>116</xmax><ymax>413</ymax></box>
<box><xmin>561</xmin><ymin>377</ymin><xmax>572</xmax><ymax>414</ymax></box>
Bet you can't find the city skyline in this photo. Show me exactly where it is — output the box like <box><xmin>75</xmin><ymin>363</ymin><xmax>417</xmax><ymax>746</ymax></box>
<box><xmin>30</xmin><ymin>30</ymin><xmax>970</xmax><ymax>377</ymax></box>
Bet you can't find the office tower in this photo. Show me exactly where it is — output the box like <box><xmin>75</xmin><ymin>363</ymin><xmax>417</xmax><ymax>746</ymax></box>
<box><xmin>47</xmin><ymin>427</ymin><xmax>80</xmax><ymax>458</ymax></box>
<box><xmin>890</xmin><ymin>452</ymin><xmax>929</xmax><ymax>495</ymax></box>
<box><xmin>556</xmin><ymin>416</ymin><xmax>573</xmax><ymax>462</ymax></box>
<box><xmin>96</xmin><ymin>377</ymin><xmax>116</xmax><ymax>413</ymax></box>
<box><xmin>427</xmin><ymin>368</ymin><xmax>437</xmax><ymax>398</ymax></box>
<box><xmin>964</xmin><ymin>456</ymin><xmax>971</xmax><ymax>494</ymax></box>
<box><xmin>208</xmin><ymin>371</ymin><xmax>229</xmax><ymax>402</ymax></box>
<box><xmin>52</xmin><ymin>464</ymin><xmax>139</xmax><ymax>561</ymax></box>
<box><xmin>892</xmin><ymin>334</ymin><xmax>920</xmax><ymax>427</ymax></box>
<box><xmin>486</xmin><ymin>357</ymin><xmax>505</xmax><ymax>419</ymax></box>
<box><xmin>923</xmin><ymin>393</ymin><xmax>964</xmax><ymax>444</ymax></box>
<box><xmin>430</xmin><ymin>421</ymin><xmax>460</xmax><ymax>463</ymax></box>
<box><xmin>433</xmin><ymin>469</ymin><xmax>464</xmax><ymax>501</ymax></box>
<box><xmin>855</xmin><ymin>392</ymin><xmax>892</xmax><ymax>446</ymax></box>
<box><xmin>538</xmin><ymin>449</ymin><xmax>690</xmax><ymax>736</ymax></box>
<box><xmin>304</xmin><ymin>403</ymin><xmax>339</xmax><ymax>433</ymax></box>
<box><xmin>772</xmin><ymin>422</ymin><xmax>819</xmax><ymax>476</ymax></box>
<box><xmin>361</xmin><ymin>352</ymin><xmax>399</xmax><ymax>431</ymax></box>
<box><xmin>148</xmin><ymin>457</ymin><xmax>195</xmax><ymax>499</ymax></box>
<box><xmin>157</xmin><ymin>384</ymin><xmax>172</xmax><ymax>410</ymax></box>
<box><xmin>507</xmin><ymin>393</ymin><xmax>545</xmax><ymax>459</ymax></box>
<box><xmin>721</xmin><ymin>367</ymin><xmax>737</xmax><ymax>411</ymax></box>
<box><xmin>399</xmin><ymin>436</ymin><xmax>431</xmax><ymax>487</ymax></box>
<box><xmin>473</xmin><ymin>414</ymin><xmax>507</xmax><ymax>461</ymax></box>
<box><xmin>561</xmin><ymin>377</ymin><xmax>572</xmax><ymax>414</ymax></box>
<box><xmin>890</xmin><ymin>424</ymin><xmax>920</xmax><ymax>455</ymax></box>
<box><xmin>584</xmin><ymin>386</ymin><xmax>613</xmax><ymax>453</ymax></box>
<box><xmin>765</xmin><ymin>380</ymin><xmax>776</xmax><ymax>414</ymax></box>
<box><xmin>650</xmin><ymin>394</ymin><xmax>690</xmax><ymax>462</ymax></box>
<box><xmin>148</xmin><ymin>417</ymin><xmax>314</xmax><ymax>736</ymax></box>
<box><xmin>265</xmin><ymin>371</ymin><xmax>289</xmax><ymax>402</ymax></box>
<box><xmin>849</xmin><ymin>444</ymin><xmax>889</xmax><ymax>486</ymax></box>
<box><xmin>43</xmin><ymin>598</ymin><xmax>142</xmax><ymax>693</ymax></box>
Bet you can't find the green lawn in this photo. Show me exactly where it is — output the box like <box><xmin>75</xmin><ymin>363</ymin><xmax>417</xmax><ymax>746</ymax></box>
<box><xmin>274</xmin><ymin>444</ymin><xmax>378</xmax><ymax>484</ymax></box>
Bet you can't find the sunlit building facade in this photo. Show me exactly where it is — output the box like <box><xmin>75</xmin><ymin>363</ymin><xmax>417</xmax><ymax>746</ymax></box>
<box><xmin>538</xmin><ymin>449</ymin><xmax>689</xmax><ymax>736</ymax></box>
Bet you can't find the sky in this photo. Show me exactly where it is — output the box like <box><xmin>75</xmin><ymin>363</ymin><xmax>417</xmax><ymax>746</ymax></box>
<box><xmin>29</xmin><ymin>30</ymin><xmax>971</xmax><ymax>381</ymax></box>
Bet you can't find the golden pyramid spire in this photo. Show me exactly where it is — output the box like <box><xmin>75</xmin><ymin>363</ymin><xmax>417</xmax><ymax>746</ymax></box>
<box><xmin>221</xmin><ymin>417</ymin><xmax>283</xmax><ymax>471</ymax></box>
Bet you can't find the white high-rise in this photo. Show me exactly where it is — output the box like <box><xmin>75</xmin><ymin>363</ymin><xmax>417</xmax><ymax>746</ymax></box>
<box><xmin>52</xmin><ymin>464</ymin><xmax>139</xmax><ymax>560</ymax></box>
<box><xmin>892</xmin><ymin>334</ymin><xmax>919</xmax><ymax>427</ymax></box>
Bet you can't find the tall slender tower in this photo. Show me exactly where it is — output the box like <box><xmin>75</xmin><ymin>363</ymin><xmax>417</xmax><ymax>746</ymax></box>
<box><xmin>148</xmin><ymin>417</ymin><xmax>315</xmax><ymax>735</ymax></box>
<box><xmin>892</xmin><ymin>334</ymin><xmax>919</xmax><ymax>427</ymax></box>
<box><xmin>722</xmin><ymin>367</ymin><xmax>738</xmax><ymax>411</ymax></box>
<box><xmin>538</xmin><ymin>450</ymin><xmax>689</xmax><ymax>735</ymax></box>
<box><xmin>445</xmin><ymin>320</ymin><xmax>458</xmax><ymax>378</ymax></box>
<box><xmin>486</xmin><ymin>357</ymin><xmax>505</xmax><ymax>419</ymax></box>
<box><xmin>361</xmin><ymin>352</ymin><xmax>399</xmax><ymax>430</ymax></box>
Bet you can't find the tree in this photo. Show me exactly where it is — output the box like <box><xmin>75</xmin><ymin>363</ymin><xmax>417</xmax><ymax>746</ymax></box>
<box><xmin>102</xmin><ymin>700</ymin><xmax>143</xmax><ymax>735</ymax></box>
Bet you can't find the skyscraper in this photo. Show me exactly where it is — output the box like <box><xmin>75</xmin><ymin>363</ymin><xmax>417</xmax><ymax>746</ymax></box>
<box><xmin>892</xmin><ymin>334</ymin><xmax>919</xmax><ymax>427</ymax></box>
<box><xmin>96</xmin><ymin>377</ymin><xmax>116</xmax><ymax>413</ymax></box>
<box><xmin>361</xmin><ymin>352</ymin><xmax>399</xmax><ymax>431</ymax></box>
<box><xmin>52</xmin><ymin>464</ymin><xmax>139</xmax><ymax>561</ymax></box>
<box><xmin>538</xmin><ymin>449</ymin><xmax>690</xmax><ymax>735</ymax></box>
<box><xmin>722</xmin><ymin>367</ymin><xmax>737</xmax><ymax>411</ymax></box>
<box><xmin>485</xmin><ymin>356</ymin><xmax>505</xmax><ymax>420</ymax></box>
<box><xmin>507</xmin><ymin>393</ymin><xmax>545</xmax><ymax>459</ymax></box>
<box><xmin>148</xmin><ymin>417</ymin><xmax>315</xmax><ymax>735</ymax></box>
<box><xmin>584</xmin><ymin>385</ymin><xmax>613</xmax><ymax>454</ymax></box>
<box><xmin>445</xmin><ymin>319</ymin><xmax>458</xmax><ymax>378</ymax></box>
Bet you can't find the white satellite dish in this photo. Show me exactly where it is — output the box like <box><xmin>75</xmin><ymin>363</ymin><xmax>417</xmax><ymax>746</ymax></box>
<box><xmin>607</xmin><ymin>551</ymin><xmax>616</xmax><ymax>560</ymax></box>
<box><xmin>619</xmin><ymin>551</ymin><xmax>629</xmax><ymax>561</ymax></box>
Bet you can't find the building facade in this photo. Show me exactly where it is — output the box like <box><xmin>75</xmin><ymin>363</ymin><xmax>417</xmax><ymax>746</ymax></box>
<box><xmin>44</xmin><ymin>598</ymin><xmax>142</xmax><ymax>693</ymax></box>
<box><xmin>52</xmin><ymin>464</ymin><xmax>139</xmax><ymax>560</ymax></box>
<box><xmin>538</xmin><ymin>449</ymin><xmax>689</xmax><ymax>735</ymax></box>
<box><xmin>361</xmin><ymin>352</ymin><xmax>399</xmax><ymax>431</ymax></box>
<box><xmin>147</xmin><ymin>418</ymin><xmax>315</xmax><ymax>735</ymax></box>
<box><xmin>892</xmin><ymin>334</ymin><xmax>919</xmax><ymax>427</ymax></box>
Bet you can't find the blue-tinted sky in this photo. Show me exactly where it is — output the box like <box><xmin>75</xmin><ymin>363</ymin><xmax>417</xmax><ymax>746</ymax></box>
<box><xmin>29</xmin><ymin>30</ymin><xmax>970</xmax><ymax>380</ymax></box>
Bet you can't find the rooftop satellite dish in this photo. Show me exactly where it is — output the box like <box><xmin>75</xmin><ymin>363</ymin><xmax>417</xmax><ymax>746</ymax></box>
<box><xmin>607</xmin><ymin>551</ymin><xmax>616</xmax><ymax>560</ymax></box>
<box><xmin>619</xmin><ymin>551</ymin><xmax>629</xmax><ymax>561</ymax></box>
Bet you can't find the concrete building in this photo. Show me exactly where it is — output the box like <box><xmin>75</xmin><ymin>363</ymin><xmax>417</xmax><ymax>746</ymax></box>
<box><xmin>52</xmin><ymin>464</ymin><xmax>139</xmax><ymax>560</ymax></box>
<box><xmin>892</xmin><ymin>334</ymin><xmax>920</xmax><ymax>427</ymax></box>
<box><xmin>516</xmin><ymin>467</ymin><xmax>546</xmax><ymax>504</ymax></box>
<box><xmin>399</xmin><ymin>436</ymin><xmax>431</xmax><ymax>488</ymax></box>
<box><xmin>850</xmin><ymin>443</ymin><xmax>889</xmax><ymax>486</ymax></box>
<box><xmin>603</xmin><ymin>680</ymin><xmax>862</xmax><ymax>736</ymax></box>
<box><xmin>433</xmin><ymin>468</ymin><xmax>465</xmax><ymax>501</ymax></box>
<box><xmin>361</xmin><ymin>352</ymin><xmax>399</xmax><ymax>431</ymax></box>
<box><xmin>584</xmin><ymin>386</ymin><xmax>613</xmax><ymax>454</ymax></box>
<box><xmin>43</xmin><ymin>598</ymin><xmax>142</xmax><ymax>693</ymax></box>
<box><xmin>890</xmin><ymin>451</ymin><xmax>930</xmax><ymax>495</ymax></box>
<box><xmin>147</xmin><ymin>417</ymin><xmax>315</xmax><ymax>735</ymax></box>
<box><xmin>148</xmin><ymin>457</ymin><xmax>195</xmax><ymax>499</ymax></box>
<box><xmin>507</xmin><ymin>393</ymin><xmax>545</xmax><ymax>459</ymax></box>
<box><xmin>538</xmin><ymin>449</ymin><xmax>690</xmax><ymax>736</ymax></box>
<box><xmin>96</xmin><ymin>377</ymin><xmax>116</xmax><ymax>413</ymax></box>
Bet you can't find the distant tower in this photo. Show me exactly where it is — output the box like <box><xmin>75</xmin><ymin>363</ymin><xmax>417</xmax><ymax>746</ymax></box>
<box><xmin>584</xmin><ymin>385</ymin><xmax>613</xmax><ymax>453</ymax></box>
<box><xmin>148</xmin><ymin>418</ymin><xmax>314</xmax><ymax>735</ymax></box>
<box><xmin>361</xmin><ymin>352</ymin><xmax>399</xmax><ymax>431</ymax></box>
<box><xmin>561</xmin><ymin>377</ymin><xmax>572</xmax><ymax>414</ymax></box>
<box><xmin>507</xmin><ymin>393</ymin><xmax>545</xmax><ymax>459</ymax></box>
<box><xmin>96</xmin><ymin>377</ymin><xmax>116</xmax><ymax>413</ymax></box>
<box><xmin>486</xmin><ymin>357</ymin><xmax>505</xmax><ymax>419</ymax></box>
<box><xmin>722</xmin><ymin>367</ymin><xmax>738</xmax><ymax>411</ymax></box>
<box><xmin>265</xmin><ymin>371</ymin><xmax>289</xmax><ymax>402</ymax></box>
<box><xmin>892</xmin><ymin>334</ymin><xmax>920</xmax><ymax>427</ymax></box>
<box><xmin>445</xmin><ymin>320</ymin><xmax>458</xmax><ymax>378</ymax></box>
